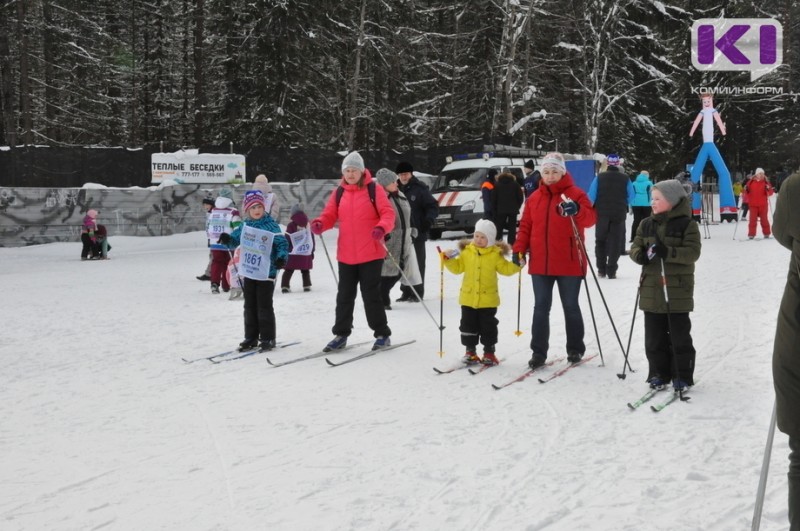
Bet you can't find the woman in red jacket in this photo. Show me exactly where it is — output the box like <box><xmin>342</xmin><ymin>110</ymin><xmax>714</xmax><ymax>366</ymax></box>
<box><xmin>512</xmin><ymin>152</ymin><xmax>597</xmax><ymax>370</ymax></box>
<box><xmin>745</xmin><ymin>168</ymin><xmax>774</xmax><ymax>239</ymax></box>
<box><xmin>311</xmin><ymin>151</ymin><xmax>396</xmax><ymax>351</ymax></box>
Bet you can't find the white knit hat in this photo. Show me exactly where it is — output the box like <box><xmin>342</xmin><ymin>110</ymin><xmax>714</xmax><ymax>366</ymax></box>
<box><xmin>474</xmin><ymin>219</ymin><xmax>497</xmax><ymax>243</ymax></box>
<box><xmin>341</xmin><ymin>151</ymin><xmax>365</xmax><ymax>173</ymax></box>
<box><xmin>755</xmin><ymin>167</ymin><xmax>765</xmax><ymax>175</ymax></box>
<box><xmin>540</xmin><ymin>152</ymin><xmax>566</xmax><ymax>173</ymax></box>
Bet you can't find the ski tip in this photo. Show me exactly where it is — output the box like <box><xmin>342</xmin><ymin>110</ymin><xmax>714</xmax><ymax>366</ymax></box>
<box><xmin>627</xmin><ymin>403</ymin><xmax>636</xmax><ymax>410</ymax></box>
<box><xmin>537</xmin><ymin>378</ymin><xmax>547</xmax><ymax>384</ymax></box>
<box><xmin>265</xmin><ymin>358</ymin><xmax>276</xmax><ymax>366</ymax></box>
<box><xmin>491</xmin><ymin>384</ymin><xmax>503</xmax><ymax>391</ymax></box>
<box><xmin>650</xmin><ymin>405</ymin><xmax>659</xmax><ymax>412</ymax></box>
<box><xmin>325</xmin><ymin>358</ymin><xmax>337</xmax><ymax>367</ymax></box>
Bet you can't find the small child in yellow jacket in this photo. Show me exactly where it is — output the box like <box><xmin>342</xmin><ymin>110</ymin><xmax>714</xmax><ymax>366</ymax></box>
<box><xmin>441</xmin><ymin>219</ymin><xmax>521</xmax><ymax>365</ymax></box>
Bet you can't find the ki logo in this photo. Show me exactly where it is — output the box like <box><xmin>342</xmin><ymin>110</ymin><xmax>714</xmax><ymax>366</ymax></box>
<box><xmin>691</xmin><ymin>19</ymin><xmax>783</xmax><ymax>81</ymax></box>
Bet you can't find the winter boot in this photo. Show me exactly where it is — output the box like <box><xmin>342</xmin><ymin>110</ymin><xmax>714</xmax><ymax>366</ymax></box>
<box><xmin>281</xmin><ymin>287</ymin><xmax>290</xmax><ymax>293</ymax></box>
<box><xmin>567</xmin><ymin>351</ymin><xmax>584</xmax><ymax>363</ymax></box>
<box><xmin>481</xmin><ymin>353</ymin><xmax>500</xmax><ymax>366</ymax></box>
<box><xmin>528</xmin><ymin>353</ymin><xmax>546</xmax><ymax>370</ymax></box>
<box><xmin>647</xmin><ymin>376</ymin><xmax>668</xmax><ymax>390</ymax></box>
<box><xmin>372</xmin><ymin>336</ymin><xmax>391</xmax><ymax>350</ymax></box>
<box><xmin>211</xmin><ymin>283</ymin><xmax>220</xmax><ymax>294</ymax></box>
<box><xmin>323</xmin><ymin>335</ymin><xmax>348</xmax><ymax>352</ymax></box>
<box><xmin>673</xmin><ymin>379</ymin><xmax>691</xmax><ymax>392</ymax></box>
<box><xmin>259</xmin><ymin>339</ymin><xmax>277</xmax><ymax>352</ymax></box>
<box><xmin>462</xmin><ymin>350</ymin><xmax>481</xmax><ymax>365</ymax></box>
<box><xmin>238</xmin><ymin>338</ymin><xmax>259</xmax><ymax>352</ymax></box>
<box><xmin>196</xmin><ymin>274</ymin><xmax>211</xmax><ymax>281</ymax></box>
<box><xmin>303</xmin><ymin>286</ymin><xmax>311</xmax><ymax>292</ymax></box>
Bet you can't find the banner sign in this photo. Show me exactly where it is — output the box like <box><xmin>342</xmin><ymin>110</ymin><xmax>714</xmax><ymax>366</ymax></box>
<box><xmin>151</xmin><ymin>152</ymin><xmax>246</xmax><ymax>184</ymax></box>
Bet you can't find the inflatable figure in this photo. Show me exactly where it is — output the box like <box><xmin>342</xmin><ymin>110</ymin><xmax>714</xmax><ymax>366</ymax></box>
<box><xmin>689</xmin><ymin>91</ymin><xmax>736</xmax><ymax>222</ymax></box>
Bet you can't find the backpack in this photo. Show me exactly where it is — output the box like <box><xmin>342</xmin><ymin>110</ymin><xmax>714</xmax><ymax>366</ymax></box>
<box><xmin>335</xmin><ymin>181</ymin><xmax>379</xmax><ymax>216</ymax></box>
<box><xmin>642</xmin><ymin>215</ymin><xmax>692</xmax><ymax>241</ymax></box>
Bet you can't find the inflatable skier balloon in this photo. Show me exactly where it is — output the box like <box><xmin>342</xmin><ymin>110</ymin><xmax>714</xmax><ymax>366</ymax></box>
<box><xmin>689</xmin><ymin>91</ymin><xmax>736</xmax><ymax>222</ymax></box>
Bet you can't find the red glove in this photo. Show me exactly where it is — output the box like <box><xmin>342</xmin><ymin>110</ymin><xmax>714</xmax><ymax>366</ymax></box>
<box><xmin>370</xmin><ymin>227</ymin><xmax>386</xmax><ymax>241</ymax></box>
<box><xmin>310</xmin><ymin>220</ymin><xmax>323</xmax><ymax>235</ymax></box>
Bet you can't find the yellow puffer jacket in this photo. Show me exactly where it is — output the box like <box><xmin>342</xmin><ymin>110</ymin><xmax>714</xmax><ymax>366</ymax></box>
<box><xmin>443</xmin><ymin>240</ymin><xmax>520</xmax><ymax>309</ymax></box>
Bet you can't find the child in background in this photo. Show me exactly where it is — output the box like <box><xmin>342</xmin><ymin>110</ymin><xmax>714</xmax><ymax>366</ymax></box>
<box><xmin>197</xmin><ymin>198</ymin><xmax>215</xmax><ymax>281</ymax></box>
<box><xmin>629</xmin><ymin>179</ymin><xmax>701</xmax><ymax>391</ymax></box>
<box><xmin>80</xmin><ymin>209</ymin><xmax>99</xmax><ymax>260</ymax></box>
<box><xmin>281</xmin><ymin>203</ymin><xmax>314</xmax><ymax>293</ymax></box>
<box><xmin>226</xmin><ymin>247</ymin><xmax>244</xmax><ymax>300</ymax></box>
<box><xmin>93</xmin><ymin>224</ymin><xmax>111</xmax><ymax>259</ymax></box>
<box><xmin>207</xmin><ymin>195</ymin><xmax>242</xmax><ymax>294</ymax></box>
<box><xmin>440</xmin><ymin>219</ymin><xmax>521</xmax><ymax>366</ymax></box>
<box><xmin>218</xmin><ymin>190</ymin><xmax>289</xmax><ymax>352</ymax></box>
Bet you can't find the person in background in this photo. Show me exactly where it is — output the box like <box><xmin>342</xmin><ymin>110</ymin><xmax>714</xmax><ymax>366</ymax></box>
<box><xmin>491</xmin><ymin>171</ymin><xmax>524</xmax><ymax>245</ymax></box>
<box><xmin>740</xmin><ymin>174</ymin><xmax>752</xmax><ymax>220</ymax></box>
<box><xmin>197</xmin><ymin>198</ymin><xmax>215</xmax><ymax>281</ymax></box>
<box><xmin>480</xmin><ymin>169</ymin><xmax>497</xmax><ymax>222</ymax></box>
<box><xmin>512</xmin><ymin>152</ymin><xmax>597</xmax><ymax>369</ymax></box>
<box><xmin>311</xmin><ymin>151</ymin><xmax>396</xmax><ymax>351</ymax></box>
<box><xmin>630</xmin><ymin>170</ymin><xmax>654</xmax><ymax>244</ymax></box>
<box><xmin>440</xmin><ymin>219</ymin><xmax>520</xmax><ymax>366</ymax></box>
<box><xmin>253</xmin><ymin>174</ymin><xmax>281</xmax><ymax>223</ymax></box>
<box><xmin>745</xmin><ymin>168</ymin><xmax>774</xmax><ymax>239</ymax></box>
<box><xmin>218</xmin><ymin>190</ymin><xmax>289</xmax><ymax>352</ymax></box>
<box><xmin>732</xmin><ymin>180</ymin><xmax>743</xmax><ymax>213</ymax></box>
<box><xmin>523</xmin><ymin>159</ymin><xmax>541</xmax><ymax>199</ymax></box>
<box><xmin>375</xmin><ymin>168</ymin><xmax>420</xmax><ymax>310</ymax></box>
<box><xmin>80</xmin><ymin>209</ymin><xmax>99</xmax><ymax>260</ymax></box>
<box><xmin>588</xmin><ymin>153</ymin><xmax>634</xmax><ymax>279</ymax></box>
<box><xmin>280</xmin><ymin>203</ymin><xmax>315</xmax><ymax>294</ymax></box>
<box><xmin>92</xmin><ymin>224</ymin><xmax>111</xmax><ymax>259</ymax></box>
<box><xmin>628</xmin><ymin>179</ymin><xmax>701</xmax><ymax>391</ymax></box>
<box><xmin>772</xmin><ymin>171</ymin><xmax>800</xmax><ymax>530</ymax></box>
<box><xmin>395</xmin><ymin>161</ymin><xmax>439</xmax><ymax>303</ymax></box>
<box><xmin>207</xmin><ymin>194</ymin><xmax>241</xmax><ymax>294</ymax></box>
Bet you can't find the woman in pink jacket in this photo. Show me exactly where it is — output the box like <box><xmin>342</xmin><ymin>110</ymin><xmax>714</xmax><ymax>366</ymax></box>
<box><xmin>311</xmin><ymin>151</ymin><xmax>396</xmax><ymax>351</ymax></box>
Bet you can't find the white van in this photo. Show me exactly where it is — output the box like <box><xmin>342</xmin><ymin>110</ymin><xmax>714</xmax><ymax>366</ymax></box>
<box><xmin>428</xmin><ymin>145</ymin><xmax>539</xmax><ymax>239</ymax></box>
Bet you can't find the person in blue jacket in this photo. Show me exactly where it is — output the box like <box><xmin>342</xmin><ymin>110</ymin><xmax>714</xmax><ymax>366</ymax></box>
<box><xmin>630</xmin><ymin>170</ymin><xmax>654</xmax><ymax>242</ymax></box>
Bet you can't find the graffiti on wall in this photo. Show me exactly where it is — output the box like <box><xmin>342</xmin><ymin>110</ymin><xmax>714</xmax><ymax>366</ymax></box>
<box><xmin>0</xmin><ymin>180</ymin><xmax>344</xmax><ymax>247</ymax></box>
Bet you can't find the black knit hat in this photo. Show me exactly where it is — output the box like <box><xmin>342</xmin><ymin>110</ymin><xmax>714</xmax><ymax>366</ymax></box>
<box><xmin>202</xmin><ymin>198</ymin><xmax>215</xmax><ymax>207</ymax></box>
<box><xmin>524</xmin><ymin>159</ymin><xmax>535</xmax><ymax>170</ymax></box>
<box><xmin>395</xmin><ymin>161</ymin><xmax>414</xmax><ymax>174</ymax></box>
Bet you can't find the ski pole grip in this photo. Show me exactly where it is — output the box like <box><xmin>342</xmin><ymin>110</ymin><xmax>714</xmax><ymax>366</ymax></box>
<box><xmin>560</xmin><ymin>193</ymin><xmax>573</xmax><ymax>203</ymax></box>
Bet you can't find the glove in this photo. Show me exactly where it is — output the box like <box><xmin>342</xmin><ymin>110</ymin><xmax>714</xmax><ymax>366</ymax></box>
<box><xmin>512</xmin><ymin>253</ymin><xmax>522</xmax><ymax>266</ymax></box>
<box><xmin>218</xmin><ymin>233</ymin><xmax>232</xmax><ymax>245</ymax></box>
<box><xmin>649</xmin><ymin>242</ymin><xmax>668</xmax><ymax>259</ymax></box>
<box><xmin>441</xmin><ymin>248</ymin><xmax>460</xmax><ymax>260</ymax></box>
<box><xmin>310</xmin><ymin>220</ymin><xmax>323</xmax><ymax>235</ymax></box>
<box><xmin>370</xmin><ymin>227</ymin><xmax>385</xmax><ymax>241</ymax></box>
<box><xmin>557</xmin><ymin>201</ymin><xmax>579</xmax><ymax>217</ymax></box>
<box><xmin>411</xmin><ymin>228</ymin><xmax>419</xmax><ymax>239</ymax></box>
<box><xmin>274</xmin><ymin>257</ymin><xmax>287</xmax><ymax>269</ymax></box>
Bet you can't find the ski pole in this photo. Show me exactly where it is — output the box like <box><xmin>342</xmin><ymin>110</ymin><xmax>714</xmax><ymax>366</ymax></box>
<box><xmin>751</xmin><ymin>401</ymin><xmax>777</xmax><ymax>531</ymax></box>
<box><xmin>659</xmin><ymin>256</ymin><xmax>690</xmax><ymax>403</ymax></box>
<box><xmin>383</xmin><ymin>242</ymin><xmax>443</xmax><ymax>332</ymax></box>
<box><xmin>563</xmin><ymin>194</ymin><xmax>636</xmax><ymax>371</ymax></box>
<box><xmin>733</xmin><ymin>193</ymin><xmax>743</xmax><ymax>240</ymax></box>
<box><xmin>436</xmin><ymin>246</ymin><xmax>446</xmax><ymax>357</ymax></box>
<box><xmin>617</xmin><ymin>271</ymin><xmax>643</xmax><ymax>380</ymax></box>
<box><xmin>318</xmin><ymin>232</ymin><xmax>338</xmax><ymax>285</ymax></box>
<box><xmin>514</xmin><ymin>263</ymin><xmax>523</xmax><ymax>336</ymax></box>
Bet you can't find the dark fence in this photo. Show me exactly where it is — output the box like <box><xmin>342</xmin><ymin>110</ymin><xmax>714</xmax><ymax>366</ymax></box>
<box><xmin>0</xmin><ymin>144</ymin><xmax>478</xmax><ymax>188</ymax></box>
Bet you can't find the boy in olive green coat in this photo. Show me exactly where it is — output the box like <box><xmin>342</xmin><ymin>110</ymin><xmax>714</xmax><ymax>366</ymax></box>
<box><xmin>629</xmin><ymin>179</ymin><xmax>701</xmax><ymax>391</ymax></box>
<box><xmin>772</xmin><ymin>170</ymin><xmax>800</xmax><ymax>529</ymax></box>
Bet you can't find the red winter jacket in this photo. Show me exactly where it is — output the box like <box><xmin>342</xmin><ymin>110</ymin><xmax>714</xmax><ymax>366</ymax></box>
<box><xmin>512</xmin><ymin>172</ymin><xmax>596</xmax><ymax>276</ymax></box>
<box><xmin>314</xmin><ymin>170</ymin><xmax>396</xmax><ymax>265</ymax></box>
<box><xmin>745</xmin><ymin>177</ymin><xmax>773</xmax><ymax>208</ymax></box>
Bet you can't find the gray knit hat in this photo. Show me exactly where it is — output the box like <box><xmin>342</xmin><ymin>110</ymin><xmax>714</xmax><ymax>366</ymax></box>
<box><xmin>653</xmin><ymin>179</ymin><xmax>690</xmax><ymax>207</ymax></box>
<box><xmin>341</xmin><ymin>151</ymin><xmax>365</xmax><ymax>173</ymax></box>
<box><xmin>375</xmin><ymin>168</ymin><xmax>398</xmax><ymax>187</ymax></box>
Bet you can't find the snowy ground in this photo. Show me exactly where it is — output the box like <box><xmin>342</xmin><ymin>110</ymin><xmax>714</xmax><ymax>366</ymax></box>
<box><xmin>0</xmin><ymin>204</ymin><xmax>792</xmax><ymax>531</ymax></box>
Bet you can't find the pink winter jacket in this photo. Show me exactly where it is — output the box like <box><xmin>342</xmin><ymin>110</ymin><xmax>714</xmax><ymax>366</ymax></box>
<box><xmin>314</xmin><ymin>171</ymin><xmax>396</xmax><ymax>265</ymax></box>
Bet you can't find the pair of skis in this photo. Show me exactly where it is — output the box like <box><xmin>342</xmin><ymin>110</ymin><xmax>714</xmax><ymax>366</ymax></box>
<box><xmin>490</xmin><ymin>354</ymin><xmax>598</xmax><ymax>390</ymax></box>
<box><xmin>627</xmin><ymin>385</ymin><xmax>693</xmax><ymax>412</ymax></box>
<box><xmin>182</xmin><ymin>340</ymin><xmax>300</xmax><ymax>364</ymax></box>
<box><xmin>266</xmin><ymin>340</ymin><xmax>416</xmax><ymax>368</ymax></box>
<box><xmin>432</xmin><ymin>358</ymin><xmax>505</xmax><ymax>375</ymax></box>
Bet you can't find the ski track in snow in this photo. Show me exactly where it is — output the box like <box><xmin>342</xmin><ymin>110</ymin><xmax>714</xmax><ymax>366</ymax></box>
<box><xmin>0</xmin><ymin>205</ymin><xmax>793</xmax><ymax>531</ymax></box>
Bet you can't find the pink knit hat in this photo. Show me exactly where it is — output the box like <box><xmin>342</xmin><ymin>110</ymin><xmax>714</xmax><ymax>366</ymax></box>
<box><xmin>87</xmin><ymin>209</ymin><xmax>98</xmax><ymax>218</ymax></box>
<box><xmin>243</xmin><ymin>190</ymin><xmax>266</xmax><ymax>212</ymax></box>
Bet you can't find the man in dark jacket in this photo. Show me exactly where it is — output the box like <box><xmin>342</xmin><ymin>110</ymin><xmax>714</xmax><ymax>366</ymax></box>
<box><xmin>588</xmin><ymin>153</ymin><xmax>634</xmax><ymax>279</ymax></box>
<box><xmin>522</xmin><ymin>160</ymin><xmax>540</xmax><ymax>198</ymax></box>
<box><xmin>396</xmin><ymin>162</ymin><xmax>439</xmax><ymax>302</ymax></box>
<box><xmin>772</xmin><ymin>170</ymin><xmax>800</xmax><ymax>529</ymax></box>
<box><xmin>491</xmin><ymin>171</ymin><xmax>524</xmax><ymax>245</ymax></box>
